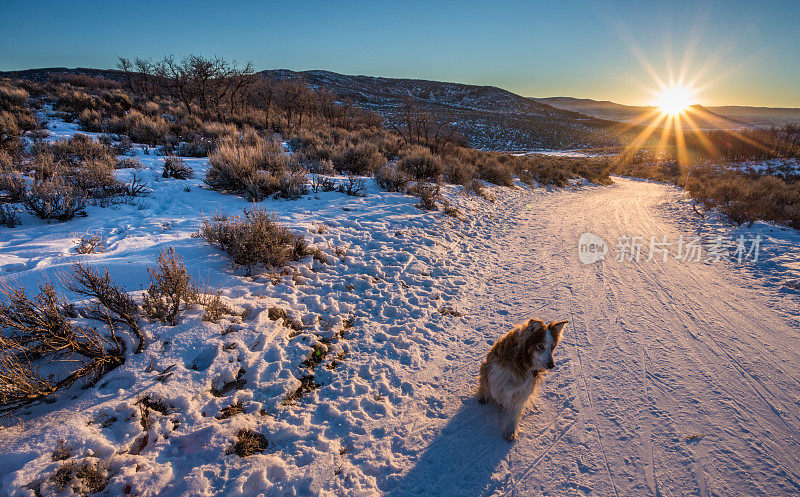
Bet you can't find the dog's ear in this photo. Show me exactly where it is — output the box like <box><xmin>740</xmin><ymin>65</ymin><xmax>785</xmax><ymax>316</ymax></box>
<box><xmin>526</xmin><ymin>319</ymin><xmax>545</xmax><ymax>332</ymax></box>
<box><xmin>548</xmin><ymin>320</ymin><xmax>569</xmax><ymax>335</ymax></box>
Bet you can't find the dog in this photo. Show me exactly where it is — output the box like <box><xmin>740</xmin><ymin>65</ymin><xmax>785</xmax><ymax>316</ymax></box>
<box><xmin>477</xmin><ymin>319</ymin><xmax>568</xmax><ymax>441</ymax></box>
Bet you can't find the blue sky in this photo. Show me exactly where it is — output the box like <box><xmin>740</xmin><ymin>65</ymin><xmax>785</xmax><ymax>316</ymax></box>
<box><xmin>1</xmin><ymin>0</ymin><xmax>798</xmax><ymax>106</ymax></box>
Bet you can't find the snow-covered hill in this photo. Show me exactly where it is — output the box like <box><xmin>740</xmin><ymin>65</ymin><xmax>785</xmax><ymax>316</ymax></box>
<box><xmin>261</xmin><ymin>69</ymin><xmax>623</xmax><ymax>151</ymax></box>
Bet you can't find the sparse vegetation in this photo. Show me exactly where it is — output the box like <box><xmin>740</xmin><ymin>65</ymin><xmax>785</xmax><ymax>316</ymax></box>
<box><xmin>232</xmin><ymin>429</ymin><xmax>268</xmax><ymax>457</ymax></box>
<box><xmin>162</xmin><ymin>156</ymin><xmax>194</xmax><ymax>179</ymax></box>
<box><xmin>337</xmin><ymin>175</ymin><xmax>368</xmax><ymax>197</ymax></box>
<box><xmin>48</xmin><ymin>459</ymin><xmax>108</xmax><ymax>495</ymax></box>
<box><xmin>75</xmin><ymin>232</ymin><xmax>105</xmax><ymax>254</ymax></box>
<box><xmin>0</xmin><ymin>204</ymin><xmax>20</xmax><ymax>227</ymax></box>
<box><xmin>198</xmin><ymin>208</ymin><xmax>308</xmax><ymax>275</ymax></box>
<box><xmin>205</xmin><ymin>138</ymin><xmax>300</xmax><ymax>201</ymax></box>
<box><xmin>0</xmin><ymin>280</ymin><xmax>126</xmax><ymax>415</ymax></box>
<box><xmin>142</xmin><ymin>248</ymin><xmax>198</xmax><ymax>325</ymax></box>
<box><xmin>200</xmin><ymin>289</ymin><xmax>233</xmax><ymax>322</ymax></box>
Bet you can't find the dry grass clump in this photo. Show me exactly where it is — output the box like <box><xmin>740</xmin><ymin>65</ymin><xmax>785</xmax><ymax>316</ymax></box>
<box><xmin>52</xmin><ymin>439</ymin><xmax>72</xmax><ymax>461</ymax></box>
<box><xmin>142</xmin><ymin>248</ymin><xmax>198</xmax><ymax>326</ymax></box>
<box><xmin>205</xmin><ymin>138</ymin><xmax>306</xmax><ymax>201</ymax></box>
<box><xmin>162</xmin><ymin>156</ymin><xmax>194</xmax><ymax>179</ymax></box>
<box><xmin>48</xmin><ymin>459</ymin><xmax>108</xmax><ymax>495</ymax></box>
<box><xmin>198</xmin><ymin>208</ymin><xmax>308</xmax><ymax>275</ymax></box>
<box><xmin>199</xmin><ymin>289</ymin><xmax>233</xmax><ymax>323</ymax></box>
<box><xmin>106</xmin><ymin>110</ymin><xmax>170</xmax><ymax>145</ymax></box>
<box><xmin>217</xmin><ymin>400</ymin><xmax>245</xmax><ymax>420</ymax></box>
<box><xmin>232</xmin><ymin>429</ymin><xmax>268</xmax><ymax>457</ymax></box>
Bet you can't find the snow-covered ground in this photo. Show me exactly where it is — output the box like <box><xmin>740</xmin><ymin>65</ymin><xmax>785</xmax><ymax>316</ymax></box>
<box><xmin>1</xmin><ymin>113</ymin><xmax>800</xmax><ymax>496</ymax></box>
<box><xmin>511</xmin><ymin>150</ymin><xmax>615</xmax><ymax>158</ymax></box>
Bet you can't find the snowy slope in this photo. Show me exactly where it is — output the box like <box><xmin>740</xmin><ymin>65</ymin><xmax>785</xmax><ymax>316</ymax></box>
<box><xmin>1</xmin><ymin>113</ymin><xmax>800</xmax><ymax>496</ymax></box>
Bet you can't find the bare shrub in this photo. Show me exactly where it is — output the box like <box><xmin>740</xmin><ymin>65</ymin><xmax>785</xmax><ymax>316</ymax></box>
<box><xmin>162</xmin><ymin>156</ymin><xmax>194</xmax><ymax>179</ymax></box>
<box><xmin>408</xmin><ymin>182</ymin><xmax>440</xmax><ymax>210</ymax></box>
<box><xmin>337</xmin><ymin>175</ymin><xmax>368</xmax><ymax>197</ymax></box>
<box><xmin>331</xmin><ymin>142</ymin><xmax>385</xmax><ymax>175</ymax></box>
<box><xmin>476</xmin><ymin>155</ymin><xmax>513</xmax><ymax>186</ymax></box>
<box><xmin>115</xmin><ymin>156</ymin><xmax>143</xmax><ymax>169</ymax></box>
<box><xmin>0</xmin><ymin>168</ymin><xmax>27</xmax><ymax>202</ymax></box>
<box><xmin>375</xmin><ymin>165</ymin><xmax>410</xmax><ymax>192</ymax></box>
<box><xmin>687</xmin><ymin>168</ymin><xmax>800</xmax><ymax>228</ymax></box>
<box><xmin>198</xmin><ymin>208</ymin><xmax>308</xmax><ymax>275</ymax></box>
<box><xmin>464</xmin><ymin>179</ymin><xmax>493</xmax><ymax>202</ymax></box>
<box><xmin>67</xmin><ymin>264</ymin><xmax>144</xmax><ymax>352</ymax></box>
<box><xmin>48</xmin><ymin>134</ymin><xmax>112</xmax><ymax>166</ymax></box>
<box><xmin>24</xmin><ymin>177</ymin><xmax>87</xmax><ymax>221</ymax></box>
<box><xmin>398</xmin><ymin>145</ymin><xmax>443</xmax><ymax>180</ymax></box>
<box><xmin>142</xmin><ymin>248</ymin><xmax>198</xmax><ymax>325</ymax></box>
<box><xmin>174</xmin><ymin>138</ymin><xmax>212</xmax><ymax>157</ymax></box>
<box><xmin>205</xmin><ymin>138</ymin><xmax>289</xmax><ymax>201</ymax></box>
<box><xmin>75</xmin><ymin>233</ymin><xmax>105</xmax><ymax>254</ymax></box>
<box><xmin>310</xmin><ymin>175</ymin><xmax>336</xmax><ymax>193</ymax></box>
<box><xmin>53</xmin><ymin>90</ymin><xmax>97</xmax><ymax>116</ymax></box>
<box><xmin>275</xmin><ymin>170</ymin><xmax>308</xmax><ymax>199</ymax></box>
<box><xmin>106</xmin><ymin>110</ymin><xmax>170</xmax><ymax>145</ymax></box>
<box><xmin>0</xmin><ymin>204</ymin><xmax>20</xmax><ymax>227</ymax></box>
<box><xmin>446</xmin><ymin>159</ymin><xmax>477</xmax><ymax>185</ymax></box>
<box><xmin>0</xmin><ymin>283</ymin><xmax>125</xmax><ymax>415</ymax></box>
<box><xmin>0</xmin><ymin>82</ymin><xmax>29</xmax><ymax>110</ymax></box>
<box><xmin>77</xmin><ymin>108</ymin><xmax>102</xmax><ymax>132</ymax></box>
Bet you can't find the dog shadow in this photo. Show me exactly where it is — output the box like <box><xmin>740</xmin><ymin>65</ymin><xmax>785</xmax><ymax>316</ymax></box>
<box><xmin>388</xmin><ymin>397</ymin><xmax>513</xmax><ymax>496</ymax></box>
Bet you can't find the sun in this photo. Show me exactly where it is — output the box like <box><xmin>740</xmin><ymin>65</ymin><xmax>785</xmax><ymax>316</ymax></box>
<box><xmin>655</xmin><ymin>84</ymin><xmax>695</xmax><ymax>115</ymax></box>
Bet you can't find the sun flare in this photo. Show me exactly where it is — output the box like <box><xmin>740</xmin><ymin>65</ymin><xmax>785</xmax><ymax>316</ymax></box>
<box><xmin>655</xmin><ymin>84</ymin><xmax>695</xmax><ymax>115</ymax></box>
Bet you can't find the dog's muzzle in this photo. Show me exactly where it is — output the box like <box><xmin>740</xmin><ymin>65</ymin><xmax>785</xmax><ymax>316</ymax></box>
<box><xmin>546</xmin><ymin>361</ymin><xmax>555</xmax><ymax>369</ymax></box>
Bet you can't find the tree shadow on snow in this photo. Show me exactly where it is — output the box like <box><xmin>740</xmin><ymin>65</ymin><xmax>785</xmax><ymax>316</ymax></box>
<box><xmin>388</xmin><ymin>398</ymin><xmax>513</xmax><ymax>496</ymax></box>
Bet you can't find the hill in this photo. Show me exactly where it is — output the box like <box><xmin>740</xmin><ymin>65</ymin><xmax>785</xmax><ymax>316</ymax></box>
<box><xmin>260</xmin><ymin>70</ymin><xmax>624</xmax><ymax>150</ymax></box>
<box><xmin>0</xmin><ymin>67</ymin><xmax>626</xmax><ymax>150</ymax></box>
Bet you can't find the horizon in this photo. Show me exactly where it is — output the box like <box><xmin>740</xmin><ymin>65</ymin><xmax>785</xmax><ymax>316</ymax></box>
<box><xmin>1</xmin><ymin>1</ymin><xmax>799</xmax><ymax>107</ymax></box>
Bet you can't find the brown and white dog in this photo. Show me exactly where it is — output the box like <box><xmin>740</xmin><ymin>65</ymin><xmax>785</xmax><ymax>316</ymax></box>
<box><xmin>477</xmin><ymin>319</ymin><xmax>568</xmax><ymax>441</ymax></box>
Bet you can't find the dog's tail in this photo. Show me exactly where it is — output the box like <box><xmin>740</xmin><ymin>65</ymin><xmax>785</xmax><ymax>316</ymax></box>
<box><xmin>476</xmin><ymin>361</ymin><xmax>491</xmax><ymax>404</ymax></box>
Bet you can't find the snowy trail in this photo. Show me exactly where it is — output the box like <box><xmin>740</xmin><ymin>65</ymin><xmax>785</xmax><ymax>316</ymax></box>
<box><xmin>384</xmin><ymin>178</ymin><xmax>800</xmax><ymax>496</ymax></box>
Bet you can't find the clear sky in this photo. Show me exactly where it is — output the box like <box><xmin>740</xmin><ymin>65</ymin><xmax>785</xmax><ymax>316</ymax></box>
<box><xmin>1</xmin><ymin>0</ymin><xmax>798</xmax><ymax>107</ymax></box>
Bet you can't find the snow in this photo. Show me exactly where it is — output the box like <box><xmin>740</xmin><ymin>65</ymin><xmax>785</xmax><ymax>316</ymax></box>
<box><xmin>2</xmin><ymin>112</ymin><xmax>800</xmax><ymax>496</ymax></box>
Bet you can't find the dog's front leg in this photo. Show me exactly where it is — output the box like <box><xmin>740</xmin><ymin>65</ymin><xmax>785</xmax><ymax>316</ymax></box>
<box><xmin>502</xmin><ymin>401</ymin><xmax>526</xmax><ymax>442</ymax></box>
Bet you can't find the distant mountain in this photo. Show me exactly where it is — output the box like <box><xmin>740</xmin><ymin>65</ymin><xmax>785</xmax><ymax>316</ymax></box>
<box><xmin>534</xmin><ymin>96</ymin><xmax>800</xmax><ymax>128</ymax></box>
<box><xmin>0</xmin><ymin>67</ymin><xmax>128</xmax><ymax>83</ymax></box>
